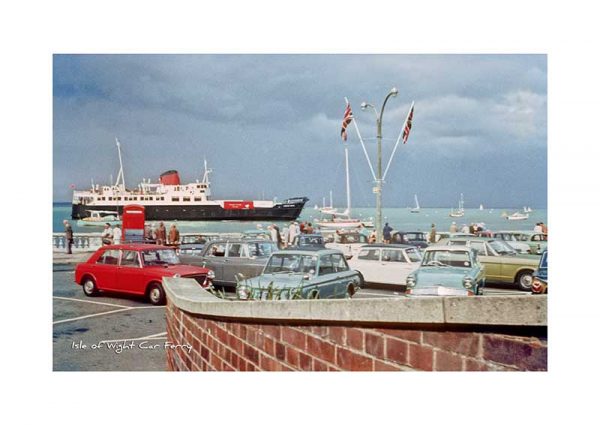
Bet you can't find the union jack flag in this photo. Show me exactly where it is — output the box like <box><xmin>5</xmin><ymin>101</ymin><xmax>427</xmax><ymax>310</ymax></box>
<box><xmin>402</xmin><ymin>103</ymin><xmax>414</xmax><ymax>144</ymax></box>
<box><xmin>340</xmin><ymin>102</ymin><xmax>353</xmax><ymax>142</ymax></box>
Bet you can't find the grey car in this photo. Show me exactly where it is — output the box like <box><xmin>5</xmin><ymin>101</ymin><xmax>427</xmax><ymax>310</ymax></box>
<box><xmin>179</xmin><ymin>239</ymin><xmax>279</xmax><ymax>288</ymax></box>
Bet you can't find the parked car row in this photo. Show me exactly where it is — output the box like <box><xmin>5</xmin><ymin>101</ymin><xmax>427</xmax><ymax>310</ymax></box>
<box><xmin>74</xmin><ymin>231</ymin><xmax>548</xmax><ymax>304</ymax></box>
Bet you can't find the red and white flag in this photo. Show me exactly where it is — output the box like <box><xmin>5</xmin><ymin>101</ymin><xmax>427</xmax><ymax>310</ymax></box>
<box><xmin>402</xmin><ymin>103</ymin><xmax>414</xmax><ymax>144</ymax></box>
<box><xmin>340</xmin><ymin>102</ymin><xmax>353</xmax><ymax>142</ymax></box>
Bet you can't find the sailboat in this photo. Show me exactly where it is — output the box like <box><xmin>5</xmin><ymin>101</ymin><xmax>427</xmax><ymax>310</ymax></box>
<box><xmin>410</xmin><ymin>194</ymin><xmax>421</xmax><ymax>213</ymax></box>
<box><xmin>319</xmin><ymin>191</ymin><xmax>338</xmax><ymax>214</ymax></box>
<box><xmin>315</xmin><ymin>147</ymin><xmax>361</xmax><ymax>230</ymax></box>
<box><xmin>449</xmin><ymin>193</ymin><xmax>465</xmax><ymax>218</ymax></box>
<box><xmin>479</xmin><ymin>204</ymin><xmax>484</xmax><ymax>211</ymax></box>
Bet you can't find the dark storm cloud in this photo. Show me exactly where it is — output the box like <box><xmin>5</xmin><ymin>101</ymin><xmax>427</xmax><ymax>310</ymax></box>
<box><xmin>53</xmin><ymin>54</ymin><xmax>546</xmax><ymax>208</ymax></box>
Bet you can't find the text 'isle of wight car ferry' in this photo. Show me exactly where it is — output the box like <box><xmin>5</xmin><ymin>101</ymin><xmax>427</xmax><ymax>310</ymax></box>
<box><xmin>71</xmin><ymin>140</ymin><xmax>308</xmax><ymax>222</ymax></box>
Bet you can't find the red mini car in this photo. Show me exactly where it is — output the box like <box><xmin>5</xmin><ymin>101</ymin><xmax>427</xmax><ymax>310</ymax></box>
<box><xmin>74</xmin><ymin>244</ymin><xmax>214</xmax><ymax>305</ymax></box>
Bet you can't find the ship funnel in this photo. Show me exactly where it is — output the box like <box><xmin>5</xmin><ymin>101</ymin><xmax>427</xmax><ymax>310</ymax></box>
<box><xmin>160</xmin><ymin>170</ymin><xmax>181</xmax><ymax>185</ymax></box>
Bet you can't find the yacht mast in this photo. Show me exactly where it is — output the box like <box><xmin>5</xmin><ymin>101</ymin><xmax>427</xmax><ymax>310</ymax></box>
<box><xmin>115</xmin><ymin>137</ymin><xmax>126</xmax><ymax>191</ymax></box>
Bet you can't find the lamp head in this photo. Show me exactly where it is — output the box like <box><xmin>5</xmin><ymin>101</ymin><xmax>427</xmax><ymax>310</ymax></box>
<box><xmin>390</xmin><ymin>87</ymin><xmax>398</xmax><ymax>97</ymax></box>
<box><xmin>360</xmin><ymin>102</ymin><xmax>368</xmax><ymax>110</ymax></box>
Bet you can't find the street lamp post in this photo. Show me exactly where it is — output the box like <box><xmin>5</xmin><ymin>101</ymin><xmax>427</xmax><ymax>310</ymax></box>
<box><xmin>361</xmin><ymin>87</ymin><xmax>398</xmax><ymax>243</ymax></box>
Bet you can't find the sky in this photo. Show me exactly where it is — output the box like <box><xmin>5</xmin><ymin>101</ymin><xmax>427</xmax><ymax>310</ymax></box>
<box><xmin>53</xmin><ymin>54</ymin><xmax>547</xmax><ymax>208</ymax></box>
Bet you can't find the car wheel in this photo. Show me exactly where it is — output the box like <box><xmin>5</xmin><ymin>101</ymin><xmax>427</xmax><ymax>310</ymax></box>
<box><xmin>147</xmin><ymin>282</ymin><xmax>166</xmax><ymax>305</ymax></box>
<box><xmin>516</xmin><ymin>271</ymin><xmax>533</xmax><ymax>291</ymax></box>
<box><xmin>308</xmin><ymin>289</ymin><xmax>320</xmax><ymax>299</ymax></box>
<box><xmin>346</xmin><ymin>284</ymin><xmax>356</xmax><ymax>298</ymax></box>
<box><xmin>82</xmin><ymin>277</ymin><xmax>98</xmax><ymax>297</ymax></box>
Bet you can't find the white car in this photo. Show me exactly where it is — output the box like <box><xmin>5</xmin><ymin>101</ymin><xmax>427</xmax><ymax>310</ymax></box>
<box><xmin>347</xmin><ymin>244</ymin><xmax>422</xmax><ymax>287</ymax></box>
<box><xmin>325</xmin><ymin>231</ymin><xmax>369</xmax><ymax>259</ymax></box>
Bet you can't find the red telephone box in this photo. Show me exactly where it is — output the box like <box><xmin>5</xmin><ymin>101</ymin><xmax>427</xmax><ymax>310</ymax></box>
<box><xmin>122</xmin><ymin>204</ymin><xmax>146</xmax><ymax>243</ymax></box>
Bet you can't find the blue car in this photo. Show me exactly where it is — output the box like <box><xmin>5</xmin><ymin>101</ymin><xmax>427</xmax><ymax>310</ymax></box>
<box><xmin>236</xmin><ymin>249</ymin><xmax>362</xmax><ymax>300</ymax></box>
<box><xmin>531</xmin><ymin>250</ymin><xmax>548</xmax><ymax>294</ymax></box>
<box><xmin>406</xmin><ymin>246</ymin><xmax>485</xmax><ymax>296</ymax></box>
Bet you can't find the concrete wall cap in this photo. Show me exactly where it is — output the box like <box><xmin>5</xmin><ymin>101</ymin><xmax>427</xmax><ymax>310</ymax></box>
<box><xmin>163</xmin><ymin>277</ymin><xmax>547</xmax><ymax>327</ymax></box>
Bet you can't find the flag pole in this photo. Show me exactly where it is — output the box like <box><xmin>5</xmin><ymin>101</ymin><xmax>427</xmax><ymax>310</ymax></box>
<box><xmin>345</xmin><ymin>97</ymin><xmax>377</xmax><ymax>181</ymax></box>
<box><xmin>383</xmin><ymin>101</ymin><xmax>414</xmax><ymax>181</ymax></box>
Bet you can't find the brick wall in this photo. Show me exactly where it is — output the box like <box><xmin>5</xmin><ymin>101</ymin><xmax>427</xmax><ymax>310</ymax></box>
<box><xmin>165</xmin><ymin>302</ymin><xmax>547</xmax><ymax>372</ymax></box>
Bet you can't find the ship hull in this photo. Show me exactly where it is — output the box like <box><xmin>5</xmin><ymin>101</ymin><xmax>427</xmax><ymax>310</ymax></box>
<box><xmin>71</xmin><ymin>201</ymin><xmax>307</xmax><ymax>222</ymax></box>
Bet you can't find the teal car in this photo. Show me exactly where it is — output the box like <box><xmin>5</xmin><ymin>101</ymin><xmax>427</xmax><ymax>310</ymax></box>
<box><xmin>406</xmin><ymin>246</ymin><xmax>485</xmax><ymax>296</ymax></box>
<box><xmin>236</xmin><ymin>249</ymin><xmax>362</xmax><ymax>300</ymax></box>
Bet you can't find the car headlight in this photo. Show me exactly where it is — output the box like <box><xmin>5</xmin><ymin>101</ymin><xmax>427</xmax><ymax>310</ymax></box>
<box><xmin>463</xmin><ymin>277</ymin><xmax>473</xmax><ymax>289</ymax></box>
<box><xmin>207</xmin><ymin>270</ymin><xmax>215</xmax><ymax>280</ymax></box>
<box><xmin>406</xmin><ymin>275</ymin><xmax>416</xmax><ymax>288</ymax></box>
<box><xmin>237</xmin><ymin>284</ymin><xmax>251</xmax><ymax>300</ymax></box>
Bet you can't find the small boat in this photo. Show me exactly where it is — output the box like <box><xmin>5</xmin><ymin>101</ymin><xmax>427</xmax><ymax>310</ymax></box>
<box><xmin>449</xmin><ymin>193</ymin><xmax>465</xmax><ymax>217</ymax></box>
<box><xmin>77</xmin><ymin>210</ymin><xmax>121</xmax><ymax>227</ymax></box>
<box><xmin>410</xmin><ymin>194</ymin><xmax>421</xmax><ymax>213</ymax></box>
<box><xmin>479</xmin><ymin>204</ymin><xmax>484</xmax><ymax>211</ymax></box>
<box><xmin>505</xmin><ymin>212</ymin><xmax>529</xmax><ymax>221</ymax></box>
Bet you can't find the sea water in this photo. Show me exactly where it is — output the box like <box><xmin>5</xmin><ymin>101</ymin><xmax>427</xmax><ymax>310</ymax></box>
<box><xmin>53</xmin><ymin>203</ymin><xmax>547</xmax><ymax>234</ymax></box>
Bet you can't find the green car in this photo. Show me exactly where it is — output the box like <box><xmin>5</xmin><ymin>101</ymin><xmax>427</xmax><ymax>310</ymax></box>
<box><xmin>444</xmin><ymin>236</ymin><xmax>540</xmax><ymax>291</ymax></box>
<box><xmin>236</xmin><ymin>249</ymin><xmax>362</xmax><ymax>300</ymax></box>
<box><xmin>406</xmin><ymin>246</ymin><xmax>485</xmax><ymax>296</ymax></box>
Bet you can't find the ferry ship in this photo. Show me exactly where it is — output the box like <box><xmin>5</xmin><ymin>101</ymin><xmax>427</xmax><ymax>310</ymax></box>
<box><xmin>70</xmin><ymin>140</ymin><xmax>308</xmax><ymax>222</ymax></box>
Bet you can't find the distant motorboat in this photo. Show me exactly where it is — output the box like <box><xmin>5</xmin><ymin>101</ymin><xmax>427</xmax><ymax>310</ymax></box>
<box><xmin>77</xmin><ymin>210</ymin><xmax>121</xmax><ymax>227</ymax></box>
<box><xmin>523</xmin><ymin>206</ymin><xmax>533</xmax><ymax>213</ymax></box>
<box><xmin>410</xmin><ymin>194</ymin><xmax>421</xmax><ymax>213</ymax></box>
<box><xmin>504</xmin><ymin>212</ymin><xmax>529</xmax><ymax>221</ymax></box>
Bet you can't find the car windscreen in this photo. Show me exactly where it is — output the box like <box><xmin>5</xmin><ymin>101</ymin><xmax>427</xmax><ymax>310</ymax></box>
<box><xmin>142</xmin><ymin>249</ymin><xmax>180</xmax><ymax>265</ymax></box>
<box><xmin>405</xmin><ymin>233</ymin><xmax>425</xmax><ymax>241</ymax></box>
<box><xmin>422</xmin><ymin>250</ymin><xmax>471</xmax><ymax>268</ymax></box>
<box><xmin>488</xmin><ymin>240</ymin><xmax>517</xmax><ymax>255</ymax></box>
<box><xmin>405</xmin><ymin>248</ymin><xmax>422</xmax><ymax>262</ymax></box>
<box><xmin>247</xmin><ymin>242</ymin><xmax>278</xmax><ymax>257</ymax></box>
<box><xmin>264</xmin><ymin>254</ymin><xmax>317</xmax><ymax>274</ymax></box>
<box><xmin>339</xmin><ymin>234</ymin><xmax>367</xmax><ymax>244</ymax></box>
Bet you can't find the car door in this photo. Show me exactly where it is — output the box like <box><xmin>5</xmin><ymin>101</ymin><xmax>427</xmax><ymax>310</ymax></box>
<box><xmin>201</xmin><ymin>242</ymin><xmax>226</xmax><ymax>284</ymax></box>
<box><xmin>221</xmin><ymin>242</ymin><xmax>248</xmax><ymax>286</ymax></box>
<box><xmin>93</xmin><ymin>249</ymin><xmax>120</xmax><ymax>291</ymax></box>
<box><xmin>350</xmin><ymin>248</ymin><xmax>381</xmax><ymax>283</ymax></box>
<box><xmin>380</xmin><ymin>249</ymin><xmax>412</xmax><ymax>285</ymax></box>
<box><xmin>116</xmin><ymin>250</ymin><xmax>146</xmax><ymax>294</ymax></box>
<box><xmin>315</xmin><ymin>254</ymin><xmax>341</xmax><ymax>298</ymax></box>
<box><xmin>470</xmin><ymin>241</ymin><xmax>502</xmax><ymax>282</ymax></box>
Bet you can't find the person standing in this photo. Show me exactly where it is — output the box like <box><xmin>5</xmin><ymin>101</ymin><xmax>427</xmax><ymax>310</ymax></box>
<box><xmin>101</xmin><ymin>223</ymin><xmax>113</xmax><ymax>246</ymax></box>
<box><xmin>430</xmin><ymin>223</ymin><xmax>437</xmax><ymax>243</ymax></box>
<box><xmin>541</xmin><ymin>222</ymin><xmax>548</xmax><ymax>234</ymax></box>
<box><xmin>368</xmin><ymin>229</ymin><xmax>377</xmax><ymax>244</ymax></box>
<box><xmin>168</xmin><ymin>224</ymin><xmax>180</xmax><ymax>246</ymax></box>
<box><xmin>383</xmin><ymin>223</ymin><xmax>393</xmax><ymax>244</ymax></box>
<box><xmin>449</xmin><ymin>222</ymin><xmax>458</xmax><ymax>233</ymax></box>
<box><xmin>112</xmin><ymin>224</ymin><xmax>122</xmax><ymax>245</ymax></box>
<box><xmin>534</xmin><ymin>222</ymin><xmax>543</xmax><ymax>233</ymax></box>
<box><xmin>288</xmin><ymin>222</ymin><xmax>299</xmax><ymax>246</ymax></box>
<box><xmin>63</xmin><ymin>220</ymin><xmax>74</xmax><ymax>254</ymax></box>
<box><xmin>156</xmin><ymin>222</ymin><xmax>167</xmax><ymax>245</ymax></box>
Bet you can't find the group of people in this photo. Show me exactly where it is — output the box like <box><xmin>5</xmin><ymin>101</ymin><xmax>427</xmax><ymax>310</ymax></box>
<box><xmin>262</xmin><ymin>221</ymin><xmax>316</xmax><ymax>249</ymax></box>
<box><xmin>533</xmin><ymin>222</ymin><xmax>548</xmax><ymax>234</ymax></box>
<box><xmin>143</xmin><ymin>221</ymin><xmax>180</xmax><ymax>246</ymax></box>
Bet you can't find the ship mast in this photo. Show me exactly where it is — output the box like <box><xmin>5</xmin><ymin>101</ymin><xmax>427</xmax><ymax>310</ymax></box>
<box><xmin>115</xmin><ymin>137</ymin><xmax>126</xmax><ymax>192</ymax></box>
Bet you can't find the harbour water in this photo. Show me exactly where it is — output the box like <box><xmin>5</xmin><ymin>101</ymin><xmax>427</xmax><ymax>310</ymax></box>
<box><xmin>53</xmin><ymin>203</ymin><xmax>547</xmax><ymax>234</ymax></box>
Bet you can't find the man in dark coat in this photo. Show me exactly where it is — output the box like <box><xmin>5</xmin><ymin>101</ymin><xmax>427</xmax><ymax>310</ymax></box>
<box><xmin>63</xmin><ymin>220</ymin><xmax>74</xmax><ymax>254</ymax></box>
